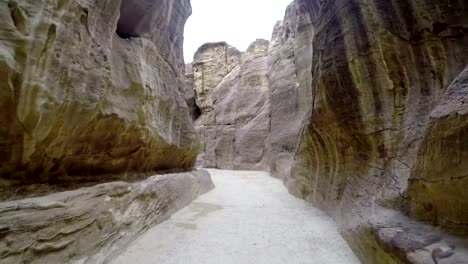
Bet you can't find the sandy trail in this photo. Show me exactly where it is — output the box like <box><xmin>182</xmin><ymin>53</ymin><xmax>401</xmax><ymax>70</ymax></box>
<box><xmin>112</xmin><ymin>169</ymin><xmax>361</xmax><ymax>264</ymax></box>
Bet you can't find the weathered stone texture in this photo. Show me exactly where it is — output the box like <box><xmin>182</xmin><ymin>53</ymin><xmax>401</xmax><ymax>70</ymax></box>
<box><xmin>281</xmin><ymin>0</ymin><xmax>468</xmax><ymax>262</ymax></box>
<box><xmin>193</xmin><ymin>40</ymin><xmax>271</xmax><ymax>170</ymax></box>
<box><xmin>406</xmin><ymin>66</ymin><xmax>468</xmax><ymax>235</ymax></box>
<box><xmin>183</xmin><ymin>64</ymin><xmax>201</xmax><ymax>120</ymax></box>
<box><xmin>268</xmin><ymin>1</ymin><xmax>313</xmax><ymax>179</ymax></box>
<box><xmin>0</xmin><ymin>170</ymin><xmax>214</xmax><ymax>264</ymax></box>
<box><xmin>0</xmin><ymin>0</ymin><xmax>197</xmax><ymax>188</ymax></box>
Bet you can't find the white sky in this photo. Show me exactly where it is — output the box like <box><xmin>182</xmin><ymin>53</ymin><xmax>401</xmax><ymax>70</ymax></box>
<box><xmin>183</xmin><ymin>0</ymin><xmax>293</xmax><ymax>63</ymax></box>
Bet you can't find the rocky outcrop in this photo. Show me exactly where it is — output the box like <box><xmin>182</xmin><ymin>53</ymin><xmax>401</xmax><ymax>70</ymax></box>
<box><xmin>0</xmin><ymin>0</ymin><xmax>197</xmax><ymax>189</ymax></box>
<box><xmin>189</xmin><ymin>1</ymin><xmax>314</xmax><ymax>174</ymax></box>
<box><xmin>193</xmin><ymin>40</ymin><xmax>271</xmax><ymax>170</ymax></box>
<box><xmin>0</xmin><ymin>170</ymin><xmax>214</xmax><ymax>264</ymax></box>
<box><xmin>282</xmin><ymin>0</ymin><xmax>468</xmax><ymax>263</ymax></box>
<box><xmin>268</xmin><ymin>2</ymin><xmax>313</xmax><ymax>179</ymax></box>
<box><xmin>406</xmin><ymin>66</ymin><xmax>468</xmax><ymax>235</ymax></box>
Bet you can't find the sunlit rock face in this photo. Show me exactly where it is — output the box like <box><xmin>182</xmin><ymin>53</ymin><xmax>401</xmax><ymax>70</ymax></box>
<box><xmin>0</xmin><ymin>0</ymin><xmax>197</xmax><ymax>189</ymax></box>
<box><xmin>192</xmin><ymin>40</ymin><xmax>271</xmax><ymax>170</ymax></box>
<box><xmin>281</xmin><ymin>0</ymin><xmax>468</xmax><ymax>262</ymax></box>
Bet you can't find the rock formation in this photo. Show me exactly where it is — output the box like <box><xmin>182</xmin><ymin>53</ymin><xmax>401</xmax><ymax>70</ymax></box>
<box><xmin>183</xmin><ymin>64</ymin><xmax>201</xmax><ymax>120</ymax></box>
<box><xmin>281</xmin><ymin>0</ymin><xmax>468</xmax><ymax>263</ymax></box>
<box><xmin>406</xmin><ymin>66</ymin><xmax>468</xmax><ymax>235</ymax></box>
<box><xmin>192</xmin><ymin>40</ymin><xmax>271</xmax><ymax>170</ymax></box>
<box><xmin>1</xmin><ymin>0</ymin><xmax>467</xmax><ymax>263</ymax></box>
<box><xmin>0</xmin><ymin>170</ymin><xmax>213</xmax><ymax>264</ymax></box>
<box><xmin>0</xmin><ymin>0</ymin><xmax>197</xmax><ymax>188</ymax></box>
<box><xmin>0</xmin><ymin>0</ymin><xmax>216</xmax><ymax>263</ymax></box>
<box><xmin>188</xmin><ymin>2</ymin><xmax>314</xmax><ymax>174</ymax></box>
<box><xmin>268</xmin><ymin>2</ymin><xmax>313</xmax><ymax>179</ymax></box>
<box><xmin>186</xmin><ymin>0</ymin><xmax>468</xmax><ymax>262</ymax></box>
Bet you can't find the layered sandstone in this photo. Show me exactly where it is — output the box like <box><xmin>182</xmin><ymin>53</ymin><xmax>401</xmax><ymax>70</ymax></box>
<box><xmin>0</xmin><ymin>0</ymin><xmax>197</xmax><ymax>189</ymax></box>
<box><xmin>268</xmin><ymin>2</ymin><xmax>313</xmax><ymax>179</ymax></box>
<box><xmin>406</xmin><ymin>66</ymin><xmax>468</xmax><ymax>235</ymax></box>
<box><xmin>193</xmin><ymin>40</ymin><xmax>271</xmax><ymax>170</ymax></box>
<box><xmin>282</xmin><ymin>0</ymin><xmax>468</xmax><ymax>263</ymax></box>
<box><xmin>0</xmin><ymin>170</ymin><xmax>214</xmax><ymax>264</ymax></box>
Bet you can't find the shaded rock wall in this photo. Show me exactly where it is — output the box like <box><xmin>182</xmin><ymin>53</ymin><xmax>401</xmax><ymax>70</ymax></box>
<box><xmin>0</xmin><ymin>0</ymin><xmax>197</xmax><ymax>188</ymax></box>
<box><xmin>0</xmin><ymin>170</ymin><xmax>214</xmax><ymax>264</ymax></box>
<box><xmin>406</xmin><ymin>66</ymin><xmax>468</xmax><ymax>235</ymax></box>
<box><xmin>268</xmin><ymin>2</ymin><xmax>313</xmax><ymax>179</ymax></box>
<box><xmin>193</xmin><ymin>40</ymin><xmax>271</xmax><ymax>170</ymax></box>
<box><xmin>183</xmin><ymin>64</ymin><xmax>201</xmax><ymax>120</ymax></box>
<box><xmin>281</xmin><ymin>0</ymin><xmax>468</xmax><ymax>262</ymax></box>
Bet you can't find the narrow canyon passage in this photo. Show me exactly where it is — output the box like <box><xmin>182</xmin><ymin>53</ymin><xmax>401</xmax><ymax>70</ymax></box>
<box><xmin>112</xmin><ymin>170</ymin><xmax>361</xmax><ymax>264</ymax></box>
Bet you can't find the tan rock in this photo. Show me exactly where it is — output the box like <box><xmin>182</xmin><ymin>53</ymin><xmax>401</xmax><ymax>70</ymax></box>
<box><xmin>406</xmin><ymin>66</ymin><xmax>468</xmax><ymax>235</ymax></box>
<box><xmin>192</xmin><ymin>42</ymin><xmax>241</xmax><ymax>126</ymax></box>
<box><xmin>0</xmin><ymin>0</ymin><xmax>197</xmax><ymax>188</ymax></box>
<box><xmin>184</xmin><ymin>64</ymin><xmax>201</xmax><ymax>120</ymax></box>
<box><xmin>282</xmin><ymin>0</ymin><xmax>468</xmax><ymax>262</ymax></box>
<box><xmin>192</xmin><ymin>40</ymin><xmax>271</xmax><ymax>170</ymax></box>
<box><xmin>0</xmin><ymin>170</ymin><xmax>214</xmax><ymax>264</ymax></box>
<box><xmin>268</xmin><ymin>1</ymin><xmax>313</xmax><ymax>179</ymax></box>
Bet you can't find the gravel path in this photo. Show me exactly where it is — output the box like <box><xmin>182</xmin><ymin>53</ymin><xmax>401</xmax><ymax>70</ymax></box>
<box><xmin>112</xmin><ymin>169</ymin><xmax>361</xmax><ymax>264</ymax></box>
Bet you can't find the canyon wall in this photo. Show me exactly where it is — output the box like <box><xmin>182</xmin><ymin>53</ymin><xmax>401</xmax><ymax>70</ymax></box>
<box><xmin>268</xmin><ymin>2</ymin><xmax>314</xmax><ymax>178</ymax></box>
<box><xmin>192</xmin><ymin>40</ymin><xmax>271</xmax><ymax>170</ymax></box>
<box><xmin>187</xmin><ymin>0</ymin><xmax>468</xmax><ymax>262</ymax></box>
<box><xmin>283</xmin><ymin>0</ymin><xmax>468</xmax><ymax>263</ymax></box>
<box><xmin>0</xmin><ymin>0</ymin><xmax>217</xmax><ymax>263</ymax></box>
<box><xmin>0</xmin><ymin>0</ymin><xmax>197</xmax><ymax>189</ymax></box>
<box><xmin>190</xmin><ymin>4</ymin><xmax>314</xmax><ymax>173</ymax></box>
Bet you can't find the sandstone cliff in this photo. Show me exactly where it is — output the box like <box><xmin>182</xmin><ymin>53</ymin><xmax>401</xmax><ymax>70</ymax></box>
<box><xmin>282</xmin><ymin>0</ymin><xmax>468</xmax><ymax>263</ymax></box>
<box><xmin>0</xmin><ymin>0</ymin><xmax>197</xmax><ymax>189</ymax></box>
<box><xmin>0</xmin><ymin>1</ymin><xmax>218</xmax><ymax>263</ymax></box>
<box><xmin>406</xmin><ymin>66</ymin><xmax>468</xmax><ymax>235</ymax></box>
<box><xmin>188</xmin><ymin>2</ymin><xmax>315</xmax><ymax>174</ymax></box>
<box><xmin>182</xmin><ymin>1</ymin><xmax>468</xmax><ymax>262</ymax></box>
<box><xmin>192</xmin><ymin>40</ymin><xmax>271</xmax><ymax>170</ymax></box>
<box><xmin>268</xmin><ymin>2</ymin><xmax>313</xmax><ymax>179</ymax></box>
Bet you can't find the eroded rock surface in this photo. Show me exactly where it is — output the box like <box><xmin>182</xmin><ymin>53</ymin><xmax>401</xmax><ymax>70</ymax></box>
<box><xmin>0</xmin><ymin>0</ymin><xmax>197</xmax><ymax>188</ymax></box>
<box><xmin>0</xmin><ymin>170</ymin><xmax>214</xmax><ymax>264</ymax></box>
<box><xmin>193</xmin><ymin>40</ymin><xmax>271</xmax><ymax>170</ymax></box>
<box><xmin>406</xmin><ymin>66</ymin><xmax>468</xmax><ymax>235</ymax></box>
<box><xmin>184</xmin><ymin>64</ymin><xmax>201</xmax><ymax>120</ymax></box>
<box><xmin>282</xmin><ymin>0</ymin><xmax>468</xmax><ymax>263</ymax></box>
<box><xmin>268</xmin><ymin>1</ymin><xmax>313</xmax><ymax>179</ymax></box>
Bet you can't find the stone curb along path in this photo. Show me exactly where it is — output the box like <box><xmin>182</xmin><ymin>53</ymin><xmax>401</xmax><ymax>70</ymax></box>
<box><xmin>112</xmin><ymin>169</ymin><xmax>361</xmax><ymax>264</ymax></box>
<box><xmin>0</xmin><ymin>170</ymin><xmax>214</xmax><ymax>264</ymax></box>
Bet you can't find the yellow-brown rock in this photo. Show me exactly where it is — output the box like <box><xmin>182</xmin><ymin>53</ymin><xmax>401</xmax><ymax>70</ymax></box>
<box><xmin>406</xmin><ymin>66</ymin><xmax>468</xmax><ymax>235</ymax></box>
<box><xmin>0</xmin><ymin>0</ymin><xmax>197</xmax><ymax>188</ymax></box>
<box><xmin>283</xmin><ymin>0</ymin><xmax>468</xmax><ymax>262</ymax></box>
